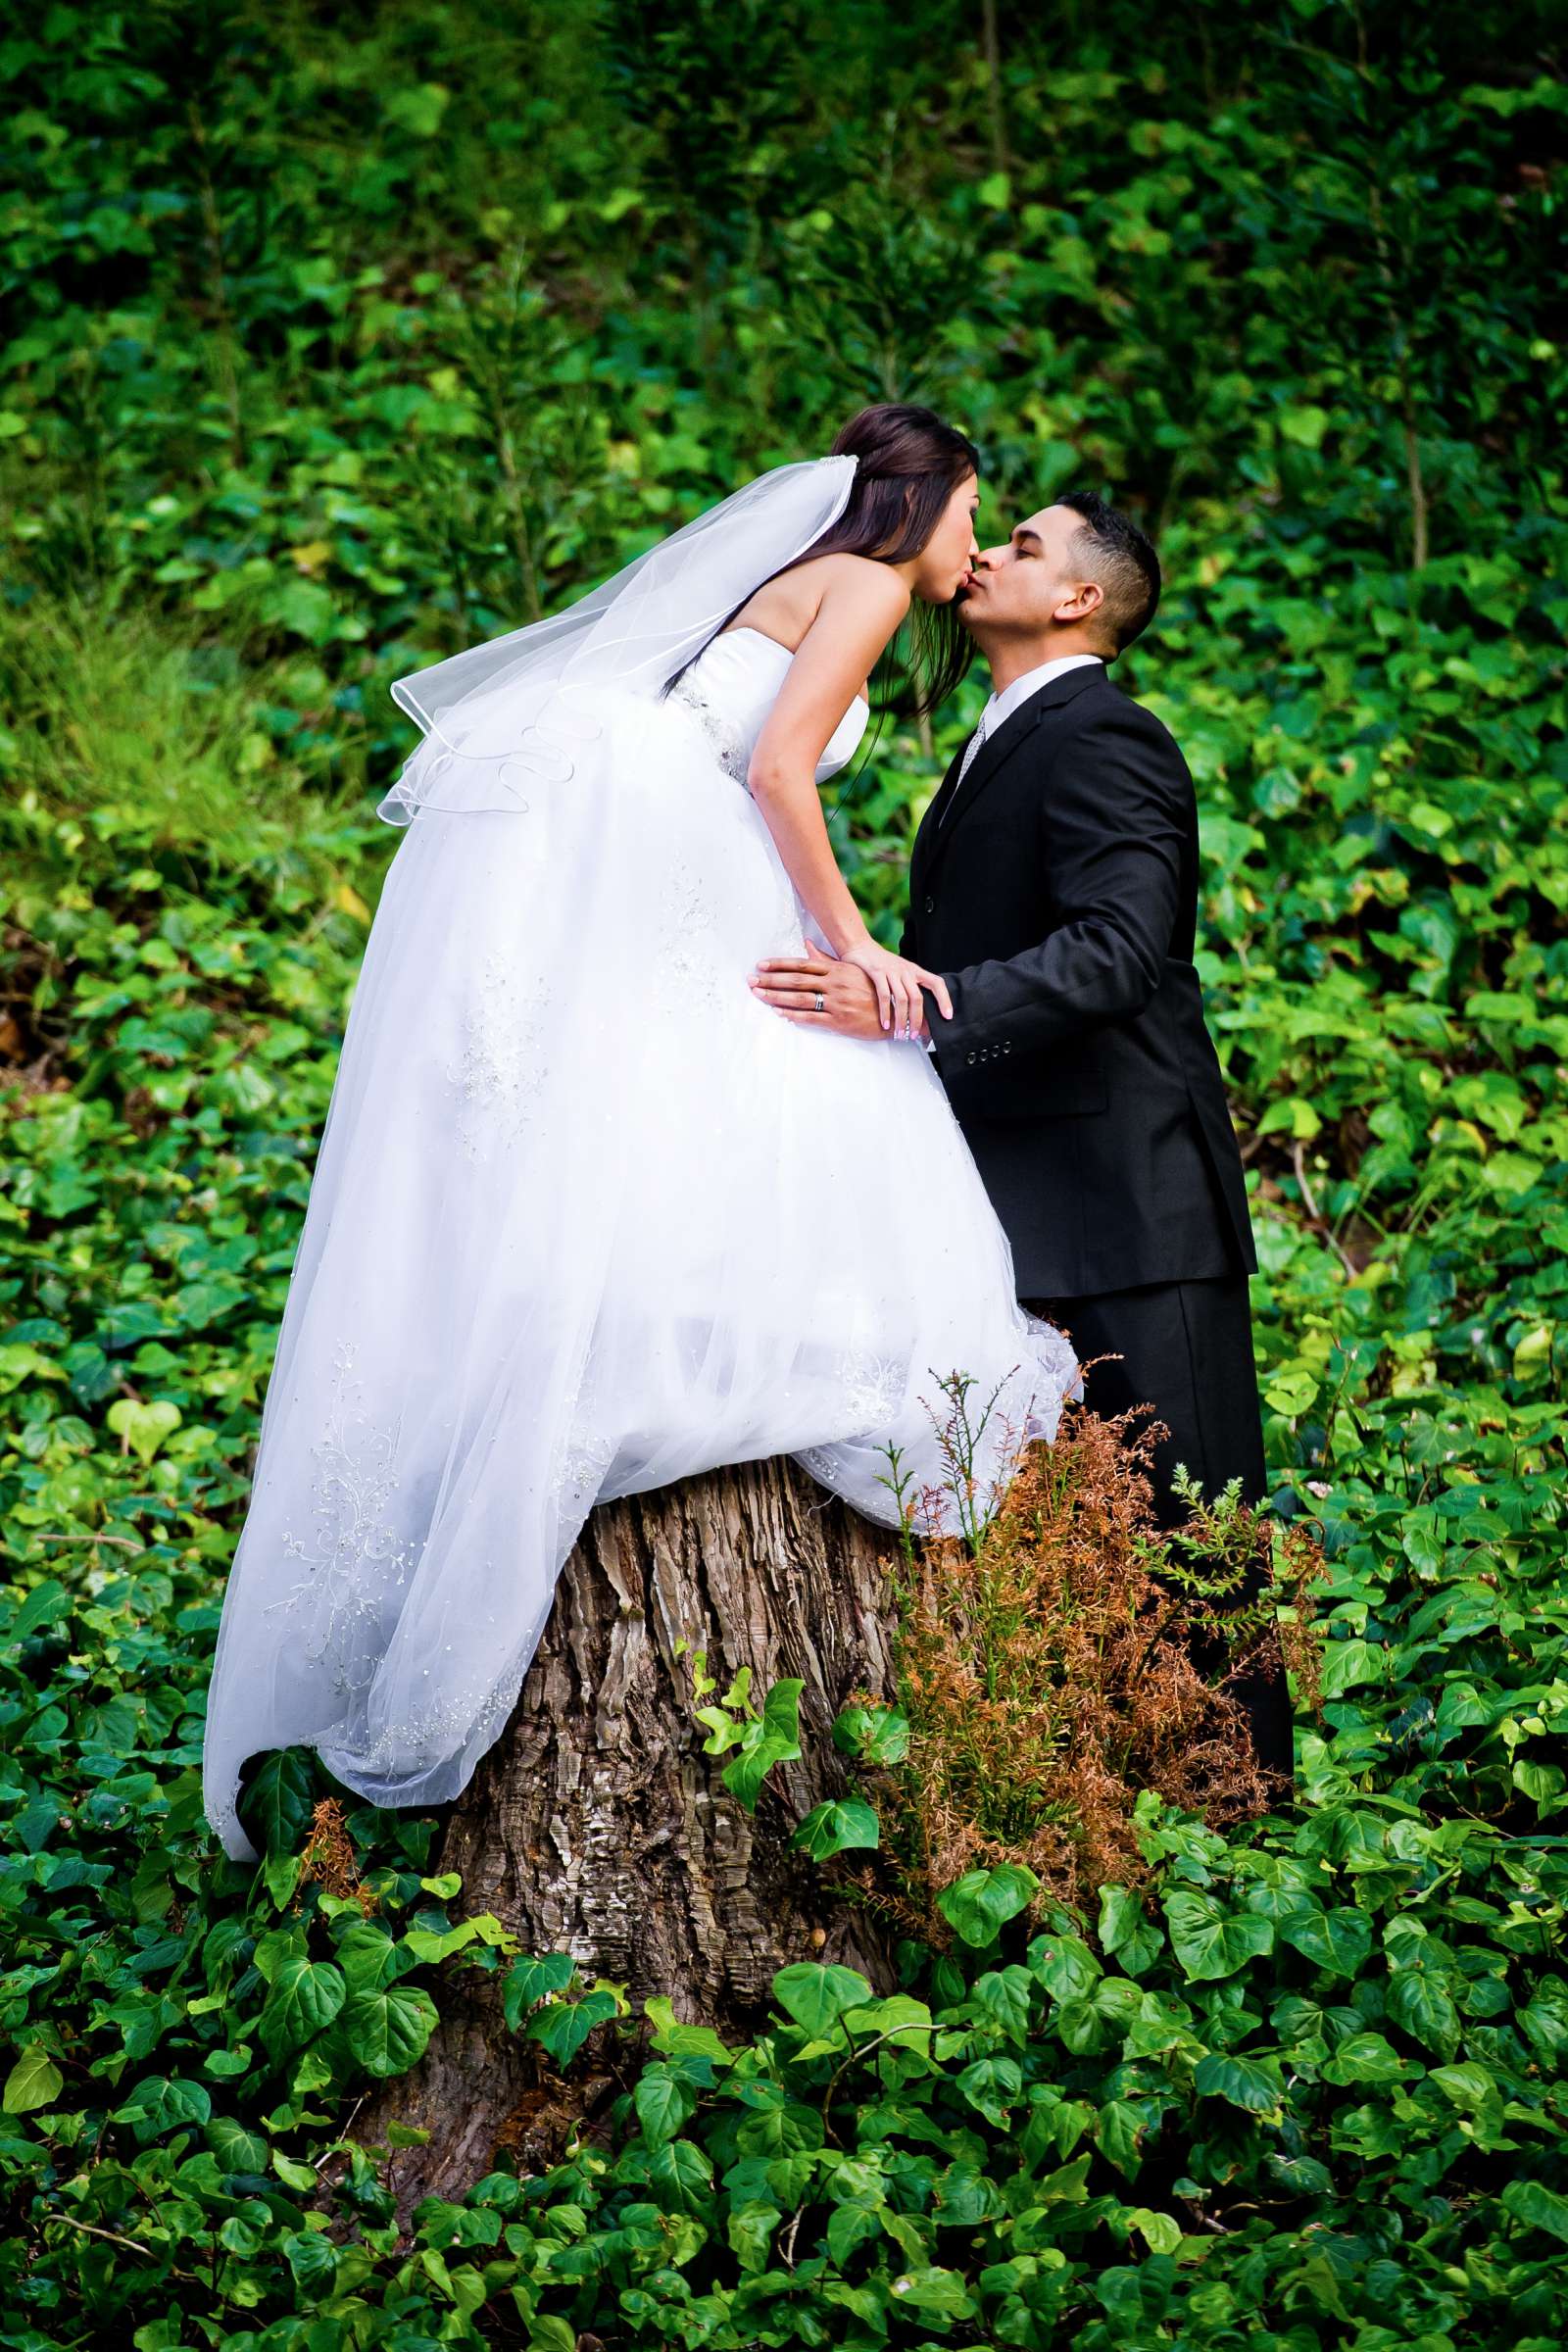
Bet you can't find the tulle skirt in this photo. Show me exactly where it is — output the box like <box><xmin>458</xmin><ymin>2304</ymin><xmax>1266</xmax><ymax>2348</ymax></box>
<box><xmin>201</xmin><ymin>687</ymin><xmax>1082</xmax><ymax>1859</ymax></box>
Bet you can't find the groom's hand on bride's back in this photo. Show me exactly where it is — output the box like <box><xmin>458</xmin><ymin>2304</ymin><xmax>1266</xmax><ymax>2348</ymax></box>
<box><xmin>749</xmin><ymin>943</ymin><xmax>936</xmax><ymax>1044</ymax></box>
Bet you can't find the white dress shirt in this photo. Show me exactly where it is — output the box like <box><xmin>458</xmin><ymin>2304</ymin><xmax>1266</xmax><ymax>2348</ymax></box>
<box><xmin>941</xmin><ymin>651</ymin><xmax>1104</xmax><ymax>813</ymax></box>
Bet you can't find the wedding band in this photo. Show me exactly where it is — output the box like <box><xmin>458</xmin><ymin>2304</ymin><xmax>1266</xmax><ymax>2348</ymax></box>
<box><xmin>813</xmin><ymin>991</ymin><xmax>825</xmax><ymax>1013</ymax></box>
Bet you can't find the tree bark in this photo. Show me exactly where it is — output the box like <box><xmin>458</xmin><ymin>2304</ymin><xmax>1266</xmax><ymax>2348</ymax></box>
<box><xmin>365</xmin><ymin>1453</ymin><xmax>901</xmax><ymax>2213</ymax></box>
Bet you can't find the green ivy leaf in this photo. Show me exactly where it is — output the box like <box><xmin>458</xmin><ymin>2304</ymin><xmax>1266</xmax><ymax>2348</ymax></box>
<box><xmin>1266</xmin><ymin>2151</ymin><xmax>1334</xmax><ymax>2195</ymax></box>
<box><xmin>1033</xmin><ymin>2153</ymin><xmax>1094</xmax><ymax>2205</ymax></box>
<box><xmin>206</xmin><ymin>2116</ymin><xmax>269</xmax><ymax>2174</ymax></box>
<box><xmin>1278</xmin><ymin>1905</ymin><xmax>1374</xmax><ymax>1978</ymax></box>
<box><xmin>888</xmin><ymin>2266</ymin><xmax>976</xmax><ymax>2319</ymax></box>
<box><xmin>106</xmin><ymin>1396</ymin><xmax>182</xmax><ymax>1462</ymax></box>
<box><xmin>258</xmin><ymin>1957</ymin><xmax>347</xmax><ymax>2060</ymax></box>
<box><xmin>1320</xmin><ymin>2031</ymin><xmax>1408</xmax><ymax>2085</ymax></box>
<box><xmin>970</xmin><ymin>1966</ymin><xmax>1035</xmax><ymax>2042</ymax></box>
<box><xmin>938</xmin><ymin>1863</ymin><xmax>1040</xmax><ymax>1948</ymax></box>
<box><xmin>238</xmin><ymin>1748</ymin><xmax>317</xmax><ymax>1856</ymax></box>
<box><xmin>264</xmin><ymin>1851</ymin><xmax>303</xmax><ymax>1912</ymax></box>
<box><xmin>839</xmin><ymin>1995</ymin><xmax>934</xmax><ymax>2051</ymax></box>
<box><xmin>283</xmin><ymin>2230</ymin><xmax>338</xmax><ymax>2292</ymax></box>
<box><xmin>642</xmin><ymin>1995</ymin><xmax>734</xmax><ymax>2066</ymax></box>
<box><xmin>1098</xmin><ymin>1885</ymin><xmax>1163</xmax><ymax>1977</ymax></box>
<box><xmin>340</xmin><ymin>1982</ymin><xmax>439</xmax><ymax>2076</ymax></box>
<box><xmin>1164</xmin><ymin>1892</ymin><xmax>1275</xmax><ymax>1983</ymax></box>
<box><xmin>1429</xmin><ymin>2062</ymin><xmax>1502</xmax><ymax>2110</ymax></box>
<box><xmin>4</xmin><ymin>1579</ymin><xmax>72</xmax><ymax>1647</ymax></box>
<box><xmin>1029</xmin><ymin>1931</ymin><xmax>1102</xmax><ymax>2002</ymax></box>
<box><xmin>831</xmin><ymin>1702</ymin><xmax>910</xmax><ymax>1764</ymax></box>
<box><xmin>525</xmin><ymin>1988</ymin><xmax>618</xmax><ymax>2071</ymax></box>
<box><xmin>726</xmin><ymin>2202</ymin><xmax>780</xmax><ymax>2273</ymax></box>
<box><xmin>1387</xmin><ymin>1966</ymin><xmax>1461</xmax><ymax>2058</ymax></box>
<box><xmin>771</xmin><ymin>1962</ymin><xmax>873</xmax><ymax>2039</ymax></box>
<box><xmin>633</xmin><ymin>2062</ymin><xmax>699</xmax><ymax>2147</ymax></box>
<box><xmin>1094</xmin><ymin>2099</ymin><xmax>1146</xmax><ymax>2179</ymax></box>
<box><xmin>272</xmin><ymin>2149</ymin><xmax>320</xmax><ymax>2191</ymax></box>
<box><xmin>1194</xmin><ymin>2051</ymin><xmax>1287</xmax><ymax>2113</ymax></box>
<box><xmin>956</xmin><ymin>2054</ymin><xmax>1022</xmax><ymax>2125</ymax></box>
<box><xmin>646</xmin><ymin>2136</ymin><xmax>714</xmax><ymax>2211</ymax></box>
<box><xmin>734</xmin><ymin>2100</ymin><xmax>824</xmax><ymax>2160</ymax></box>
<box><xmin>1501</xmin><ymin>2178</ymin><xmax>1568</xmax><ymax>2244</ymax></box>
<box><xmin>3</xmin><ymin>2045</ymin><xmax>64</xmax><ymax>2114</ymax></box>
<box><xmin>1320</xmin><ymin>1638</ymin><xmax>1388</xmax><ymax>1697</ymax></box>
<box><xmin>503</xmin><ymin>1950</ymin><xmax>577</xmax><ymax>2029</ymax></box>
<box><xmin>1126</xmin><ymin>2206</ymin><xmax>1184</xmax><ymax>2256</ymax></box>
<box><xmin>828</xmin><ymin>2201</ymin><xmax>883</xmax><ymax>2263</ymax></box>
<box><xmin>333</xmin><ymin>1921</ymin><xmax>400</xmax><ymax>1996</ymax></box>
<box><xmin>112</xmin><ymin>2075</ymin><xmax>212</xmax><ymax>2144</ymax></box>
<box><xmin>789</xmin><ymin>1796</ymin><xmax>880</xmax><ymax>1860</ymax></box>
<box><xmin>1279</xmin><ymin>402</ymin><xmax>1330</xmax><ymax>448</ymax></box>
<box><xmin>720</xmin><ymin>1679</ymin><xmax>804</xmax><ymax>1811</ymax></box>
<box><xmin>1519</xmin><ymin>1986</ymin><xmax>1568</xmax><ymax>2067</ymax></box>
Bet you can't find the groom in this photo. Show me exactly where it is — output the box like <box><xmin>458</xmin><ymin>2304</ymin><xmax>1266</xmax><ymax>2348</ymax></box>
<box><xmin>751</xmin><ymin>490</ymin><xmax>1293</xmax><ymax>1779</ymax></box>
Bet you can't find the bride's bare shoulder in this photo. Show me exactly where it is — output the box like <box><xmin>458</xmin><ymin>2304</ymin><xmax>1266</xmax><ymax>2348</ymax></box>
<box><xmin>729</xmin><ymin>553</ymin><xmax>908</xmax><ymax>648</ymax></box>
<box><xmin>796</xmin><ymin>551</ymin><xmax>909</xmax><ymax>618</ymax></box>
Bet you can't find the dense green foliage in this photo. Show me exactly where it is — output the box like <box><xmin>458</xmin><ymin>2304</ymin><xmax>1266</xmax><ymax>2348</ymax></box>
<box><xmin>2</xmin><ymin>0</ymin><xmax>1566</xmax><ymax>2344</ymax></box>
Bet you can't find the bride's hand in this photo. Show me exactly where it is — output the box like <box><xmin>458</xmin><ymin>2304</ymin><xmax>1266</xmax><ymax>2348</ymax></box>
<box><xmin>842</xmin><ymin>939</ymin><xmax>955</xmax><ymax>1039</ymax></box>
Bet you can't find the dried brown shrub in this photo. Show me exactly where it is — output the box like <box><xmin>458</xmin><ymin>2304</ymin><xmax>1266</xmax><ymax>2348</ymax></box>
<box><xmin>296</xmin><ymin>1795</ymin><xmax>379</xmax><ymax>1914</ymax></box>
<box><xmin>863</xmin><ymin>1380</ymin><xmax>1327</xmax><ymax>1927</ymax></box>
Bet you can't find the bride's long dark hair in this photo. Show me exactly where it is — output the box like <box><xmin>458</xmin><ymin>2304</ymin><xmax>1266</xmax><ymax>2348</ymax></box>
<box><xmin>787</xmin><ymin>403</ymin><xmax>980</xmax><ymax>717</ymax></box>
<box><xmin>666</xmin><ymin>403</ymin><xmax>980</xmax><ymax>719</ymax></box>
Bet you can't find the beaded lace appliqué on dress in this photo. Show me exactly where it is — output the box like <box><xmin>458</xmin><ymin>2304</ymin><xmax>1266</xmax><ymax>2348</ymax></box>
<box><xmin>653</xmin><ymin>860</ymin><xmax>724</xmax><ymax>1013</ymax></box>
<box><xmin>266</xmin><ymin>1341</ymin><xmax>522</xmax><ymax>1788</ymax></box>
<box><xmin>834</xmin><ymin>1347</ymin><xmax>909</xmax><ymax>1435</ymax></box>
<box><xmin>266</xmin><ymin>1340</ymin><xmax>419</xmax><ymax>1691</ymax></box>
<box><xmin>346</xmin><ymin>1661</ymin><xmax>515</xmax><ymax>1785</ymax></box>
<box><xmin>448</xmin><ymin>950</ymin><xmax>550</xmax><ymax>1159</ymax></box>
<box><xmin>669</xmin><ymin>675</ymin><xmax>752</xmax><ymax>785</ymax></box>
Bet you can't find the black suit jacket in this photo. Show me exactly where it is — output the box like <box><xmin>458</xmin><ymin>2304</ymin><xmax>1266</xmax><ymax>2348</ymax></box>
<box><xmin>900</xmin><ymin>663</ymin><xmax>1256</xmax><ymax>1298</ymax></box>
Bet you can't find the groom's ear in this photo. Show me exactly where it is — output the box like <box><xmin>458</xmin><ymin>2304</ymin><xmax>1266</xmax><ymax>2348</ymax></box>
<box><xmin>1054</xmin><ymin>576</ymin><xmax>1105</xmax><ymax>628</ymax></box>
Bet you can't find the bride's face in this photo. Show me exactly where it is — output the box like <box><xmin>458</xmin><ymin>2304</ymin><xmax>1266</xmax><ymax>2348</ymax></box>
<box><xmin>908</xmin><ymin>471</ymin><xmax>981</xmax><ymax>604</ymax></box>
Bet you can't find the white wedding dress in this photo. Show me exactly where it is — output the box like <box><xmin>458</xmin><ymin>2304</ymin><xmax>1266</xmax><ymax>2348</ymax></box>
<box><xmin>202</xmin><ymin>499</ymin><xmax>1082</xmax><ymax>1863</ymax></box>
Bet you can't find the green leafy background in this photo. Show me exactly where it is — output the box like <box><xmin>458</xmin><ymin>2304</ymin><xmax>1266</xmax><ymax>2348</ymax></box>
<box><xmin>1</xmin><ymin>1</ymin><xmax>1565</xmax><ymax>2345</ymax></box>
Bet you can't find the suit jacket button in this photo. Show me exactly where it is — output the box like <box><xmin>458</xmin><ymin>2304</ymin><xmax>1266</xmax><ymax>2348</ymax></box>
<box><xmin>1004</xmin><ymin>1040</ymin><xmax>1011</xmax><ymax>1053</ymax></box>
<box><xmin>966</xmin><ymin>1051</ymin><xmax>976</xmax><ymax>1065</ymax></box>
<box><xmin>923</xmin><ymin>894</ymin><xmax>935</xmax><ymax>914</ymax></box>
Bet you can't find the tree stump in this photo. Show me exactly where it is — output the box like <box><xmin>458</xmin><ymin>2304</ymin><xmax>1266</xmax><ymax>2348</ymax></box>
<box><xmin>366</xmin><ymin>1452</ymin><xmax>901</xmax><ymax>2211</ymax></box>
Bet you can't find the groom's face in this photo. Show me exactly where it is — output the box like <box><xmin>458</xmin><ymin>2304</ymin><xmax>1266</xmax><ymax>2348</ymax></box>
<box><xmin>957</xmin><ymin>505</ymin><xmax>1092</xmax><ymax>639</ymax></box>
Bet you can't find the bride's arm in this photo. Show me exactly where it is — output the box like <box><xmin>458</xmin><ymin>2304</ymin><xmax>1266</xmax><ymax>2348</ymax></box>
<box><xmin>745</xmin><ymin>560</ymin><xmax>953</xmax><ymax>1037</ymax></box>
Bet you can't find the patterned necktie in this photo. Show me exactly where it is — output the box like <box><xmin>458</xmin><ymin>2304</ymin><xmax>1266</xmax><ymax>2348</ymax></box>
<box><xmin>939</xmin><ymin>700</ymin><xmax>994</xmax><ymax>824</ymax></box>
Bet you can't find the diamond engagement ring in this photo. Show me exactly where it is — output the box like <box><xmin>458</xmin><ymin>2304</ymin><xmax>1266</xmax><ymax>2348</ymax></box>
<box><xmin>813</xmin><ymin>991</ymin><xmax>826</xmax><ymax>1013</ymax></box>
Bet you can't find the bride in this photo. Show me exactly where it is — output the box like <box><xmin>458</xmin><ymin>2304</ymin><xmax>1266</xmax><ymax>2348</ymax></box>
<box><xmin>202</xmin><ymin>403</ymin><xmax>1083</xmax><ymax>1862</ymax></box>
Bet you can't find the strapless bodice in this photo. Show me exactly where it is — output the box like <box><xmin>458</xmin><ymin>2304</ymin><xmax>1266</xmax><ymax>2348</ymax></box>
<box><xmin>667</xmin><ymin>626</ymin><xmax>869</xmax><ymax>787</ymax></box>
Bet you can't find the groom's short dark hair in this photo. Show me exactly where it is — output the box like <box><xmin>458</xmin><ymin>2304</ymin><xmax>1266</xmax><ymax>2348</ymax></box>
<box><xmin>1056</xmin><ymin>490</ymin><xmax>1161</xmax><ymax>653</ymax></box>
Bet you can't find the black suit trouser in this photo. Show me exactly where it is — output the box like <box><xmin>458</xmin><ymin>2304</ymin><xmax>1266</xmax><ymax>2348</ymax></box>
<box><xmin>1020</xmin><ymin>1269</ymin><xmax>1295</xmax><ymax>1780</ymax></box>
